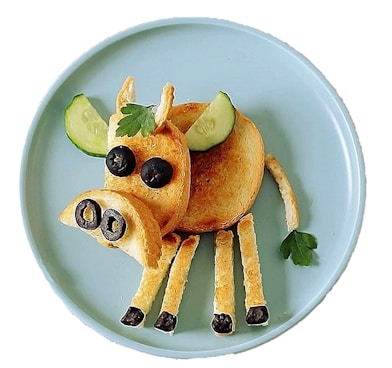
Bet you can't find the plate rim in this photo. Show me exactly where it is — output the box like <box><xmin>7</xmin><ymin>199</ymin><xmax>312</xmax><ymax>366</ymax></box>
<box><xmin>20</xmin><ymin>16</ymin><xmax>366</xmax><ymax>359</ymax></box>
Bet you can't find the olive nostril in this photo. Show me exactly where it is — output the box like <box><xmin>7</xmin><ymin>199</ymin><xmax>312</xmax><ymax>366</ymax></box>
<box><xmin>100</xmin><ymin>208</ymin><xmax>126</xmax><ymax>241</ymax></box>
<box><xmin>75</xmin><ymin>199</ymin><xmax>101</xmax><ymax>230</ymax></box>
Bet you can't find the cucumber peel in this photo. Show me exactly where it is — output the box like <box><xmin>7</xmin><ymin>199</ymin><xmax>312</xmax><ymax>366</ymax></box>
<box><xmin>64</xmin><ymin>94</ymin><xmax>108</xmax><ymax>157</ymax></box>
<box><xmin>185</xmin><ymin>91</ymin><xmax>236</xmax><ymax>151</ymax></box>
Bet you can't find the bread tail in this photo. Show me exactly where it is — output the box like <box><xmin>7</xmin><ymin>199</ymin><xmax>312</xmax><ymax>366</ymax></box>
<box><xmin>265</xmin><ymin>154</ymin><xmax>300</xmax><ymax>232</ymax></box>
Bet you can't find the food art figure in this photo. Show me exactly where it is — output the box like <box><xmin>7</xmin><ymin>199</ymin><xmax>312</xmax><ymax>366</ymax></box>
<box><xmin>59</xmin><ymin>77</ymin><xmax>316</xmax><ymax>336</ymax></box>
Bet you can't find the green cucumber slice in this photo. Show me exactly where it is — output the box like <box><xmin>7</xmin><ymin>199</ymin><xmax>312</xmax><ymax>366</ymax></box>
<box><xmin>64</xmin><ymin>94</ymin><xmax>108</xmax><ymax>157</ymax></box>
<box><xmin>185</xmin><ymin>91</ymin><xmax>236</xmax><ymax>151</ymax></box>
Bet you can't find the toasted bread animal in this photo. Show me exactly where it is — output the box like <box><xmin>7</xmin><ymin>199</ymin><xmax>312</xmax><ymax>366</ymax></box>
<box><xmin>168</xmin><ymin>102</ymin><xmax>265</xmax><ymax>233</ymax></box>
<box><xmin>58</xmin><ymin>189</ymin><xmax>162</xmax><ymax>268</ymax></box>
<box><xmin>104</xmin><ymin>78</ymin><xmax>191</xmax><ymax>237</ymax></box>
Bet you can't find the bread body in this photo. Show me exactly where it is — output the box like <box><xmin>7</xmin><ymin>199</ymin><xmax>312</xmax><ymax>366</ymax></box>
<box><xmin>169</xmin><ymin>103</ymin><xmax>265</xmax><ymax>233</ymax></box>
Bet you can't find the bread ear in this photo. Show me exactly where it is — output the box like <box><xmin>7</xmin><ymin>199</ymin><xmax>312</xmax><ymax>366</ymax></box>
<box><xmin>154</xmin><ymin>83</ymin><xmax>175</xmax><ymax>132</ymax></box>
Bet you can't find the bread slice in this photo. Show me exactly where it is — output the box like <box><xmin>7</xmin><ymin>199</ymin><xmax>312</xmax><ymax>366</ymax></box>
<box><xmin>211</xmin><ymin>230</ymin><xmax>235</xmax><ymax>336</ymax></box>
<box><xmin>265</xmin><ymin>154</ymin><xmax>300</xmax><ymax>232</ymax></box>
<box><xmin>58</xmin><ymin>189</ymin><xmax>162</xmax><ymax>268</ymax></box>
<box><xmin>104</xmin><ymin>78</ymin><xmax>191</xmax><ymax>237</ymax></box>
<box><xmin>169</xmin><ymin>102</ymin><xmax>265</xmax><ymax>233</ymax></box>
<box><xmin>121</xmin><ymin>233</ymin><xmax>181</xmax><ymax>327</ymax></box>
<box><xmin>154</xmin><ymin>235</ymin><xmax>200</xmax><ymax>335</ymax></box>
<box><xmin>237</xmin><ymin>213</ymin><xmax>269</xmax><ymax>326</ymax></box>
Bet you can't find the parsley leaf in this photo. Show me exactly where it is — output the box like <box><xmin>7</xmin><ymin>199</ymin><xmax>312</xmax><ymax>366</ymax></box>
<box><xmin>280</xmin><ymin>230</ymin><xmax>317</xmax><ymax>266</ymax></box>
<box><xmin>116</xmin><ymin>103</ymin><xmax>156</xmax><ymax>137</ymax></box>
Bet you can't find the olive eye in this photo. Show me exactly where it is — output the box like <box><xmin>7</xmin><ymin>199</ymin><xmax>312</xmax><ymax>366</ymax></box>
<box><xmin>100</xmin><ymin>208</ymin><xmax>126</xmax><ymax>241</ymax></box>
<box><xmin>75</xmin><ymin>199</ymin><xmax>101</xmax><ymax>230</ymax></box>
<box><xmin>140</xmin><ymin>157</ymin><xmax>173</xmax><ymax>188</ymax></box>
<box><xmin>106</xmin><ymin>145</ymin><xmax>136</xmax><ymax>177</ymax></box>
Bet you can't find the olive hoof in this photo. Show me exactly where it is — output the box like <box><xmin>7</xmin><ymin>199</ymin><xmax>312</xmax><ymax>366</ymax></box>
<box><xmin>211</xmin><ymin>313</ymin><xmax>234</xmax><ymax>335</ymax></box>
<box><xmin>154</xmin><ymin>311</ymin><xmax>177</xmax><ymax>334</ymax></box>
<box><xmin>246</xmin><ymin>305</ymin><xmax>269</xmax><ymax>326</ymax></box>
<box><xmin>120</xmin><ymin>306</ymin><xmax>145</xmax><ymax>327</ymax></box>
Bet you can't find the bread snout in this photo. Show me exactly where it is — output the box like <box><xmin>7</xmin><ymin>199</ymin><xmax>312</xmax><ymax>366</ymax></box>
<box><xmin>58</xmin><ymin>188</ymin><xmax>162</xmax><ymax>268</ymax></box>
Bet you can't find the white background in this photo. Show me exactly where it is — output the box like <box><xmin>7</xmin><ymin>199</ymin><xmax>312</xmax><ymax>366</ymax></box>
<box><xmin>2</xmin><ymin>1</ymin><xmax>391</xmax><ymax>367</ymax></box>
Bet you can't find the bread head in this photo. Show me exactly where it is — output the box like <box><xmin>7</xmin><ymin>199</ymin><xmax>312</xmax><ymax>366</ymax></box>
<box><xmin>168</xmin><ymin>103</ymin><xmax>265</xmax><ymax>233</ymax></box>
<box><xmin>104</xmin><ymin>80</ymin><xmax>191</xmax><ymax>237</ymax></box>
<box><xmin>58</xmin><ymin>189</ymin><xmax>162</xmax><ymax>268</ymax></box>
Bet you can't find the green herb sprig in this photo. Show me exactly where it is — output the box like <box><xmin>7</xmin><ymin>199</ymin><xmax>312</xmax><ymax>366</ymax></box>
<box><xmin>280</xmin><ymin>230</ymin><xmax>317</xmax><ymax>266</ymax></box>
<box><xmin>116</xmin><ymin>103</ymin><xmax>156</xmax><ymax>137</ymax></box>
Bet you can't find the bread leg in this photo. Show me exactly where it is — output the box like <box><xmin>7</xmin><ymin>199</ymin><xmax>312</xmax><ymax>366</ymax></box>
<box><xmin>121</xmin><ymin>233</ymin><xmax>181</xmax><ymax>327</ymax></box>
<box><xmin>211</xmin><ymin>230</ymin><xmax>236</xmax><ymax>336</ymax></box>
<box><xmin>237</xmin><ymin>213</ymin><xmax>269</xmax><ymax>326</ymax></box>
<box><xmin>154</xmin><ymin>235</ymin><xmax>200</xmax><ymax>335</ymax></box>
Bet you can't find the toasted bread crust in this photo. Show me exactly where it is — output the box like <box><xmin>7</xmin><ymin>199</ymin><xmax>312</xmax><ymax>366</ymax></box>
<box><xmin>237</xmin><ymin>213</ymin><xmax>266</xmax><ymax>308</ymax></box>
<box><xmin>265</xmin><ymin>154</ymin><xmax>300</xmax><ymax>232</ymax></box>
<box><xmin>169</xmin><ymin>103</ymin><xmax>265</xmax><ymax>233</ymax></box>
<box><xmin>130</xmin><ymin>233</ymin><xmax>181</xmax><ymax>322</ymax></box>
<box><xmin>58</xmin><ymin>189</ymin><xmax>162</xmax><ymax>268</ymax></box>
<box><xmin>159</xmin><ymin>235</ymin><xmax>200</xmax><ymax>316</ymax></box>
<box><xmin>213</xmin><ymin>230</ymin><xmax>235</xmax><ymax>335</ymax></box>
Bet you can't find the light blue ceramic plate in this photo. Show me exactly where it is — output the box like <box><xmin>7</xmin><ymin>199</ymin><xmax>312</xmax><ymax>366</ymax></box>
<box><xmin>20</xmin><ymin>18</ymin><xmax>365</xmax><ymax>358</ymax></box>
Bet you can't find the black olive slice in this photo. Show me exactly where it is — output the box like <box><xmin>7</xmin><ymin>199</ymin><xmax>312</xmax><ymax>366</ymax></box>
<box><xmin>140</xmin><ymin>157</ymin><xmax>173</xmax><ymax>188</ymax></box>
<box><xmin>120</xmin><ymin>306</ymin><xmax>145</xmax><ymax>327</ymax></box>
<box><xmin>154</xmin><ymin>311</ymin><xmax>177</xmax><ymax>333</ymax></box>
<box><xmin>106</xmin><ymin>145</ymin><xmax>136</xmax><ymax>177</ymax></box>
<box><xmin>100</xmin><ymin>208</ymin><xmax>126</xmax><ymax>241</ymax></box>
<box><xmin>211</xmin><ymin>313</ymin><xmax>233</xmax><ymax>334</ymax></box>
<box><xmin>75</xmin><ymin>199</ymin><xmax>101</xmax><ymax>230</ymax></box>
<box><xmin>246</xmin><ymin>305</ymin><xmax>269</xmax><ymax>326</ymax></box>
